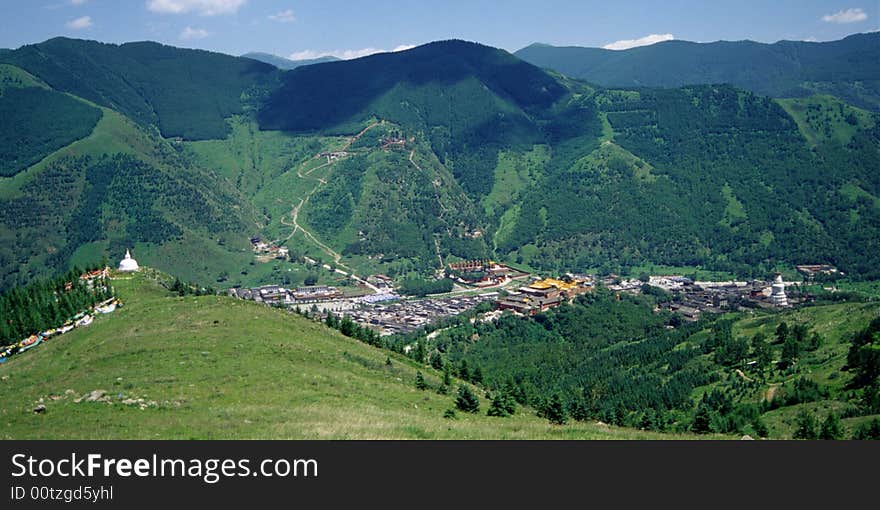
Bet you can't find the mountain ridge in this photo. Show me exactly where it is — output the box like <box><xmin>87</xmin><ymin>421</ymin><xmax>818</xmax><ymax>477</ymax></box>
<box><xmin>515</xmin><ymin>32</ymin><xmax>880</xmax><ymax>111</ymax></box>
<box><xmin>0</xmin><ymin>36</ymin><xmax>878</xmax><ymax>290</ymax></box>
<box><xmin>241</xmin><ymin>51</ymin><xmax>340</xmax><ymax>70</ymax></box>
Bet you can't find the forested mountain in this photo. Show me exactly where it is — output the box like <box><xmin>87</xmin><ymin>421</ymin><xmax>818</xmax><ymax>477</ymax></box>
<box><xmin>0</xmin><ymin>36</ymin><xmax>878</xmax><ymax>290</ymax></box>
<box><xmin>0</xmin><ymin>55</ymin><xmax>261</xmax><ymax>290</ymax></box>
<box><xmin>242</xmin><ymin>52</ymin><xmax>339</xmax><ymax>70</ymax></box>
<box><xmin>0</xmin><ymin>37</ymin><xmax>279</xmax><ymax>140</ymax></box>
<box><xmin>515</xmin><ymin>33</ymin><xmax>880</xmax><ymax>111</ymax></box>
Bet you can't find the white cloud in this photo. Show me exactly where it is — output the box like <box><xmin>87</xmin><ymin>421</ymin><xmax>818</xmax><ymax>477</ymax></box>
<box><xmin>821</xmin><ymin>8</ymin><xmax>868</xmax><ymax>23</ymax></box>
<box><xmin>180</xmin><ymin>26</ymin><xmax>209</xmax><ymax>39</ymax></box>
<box><xmin>70</xmin><ymin>0</ymin><xmax>87</xmax><ymax>5</ymax></box>
<box><xmin>146</xmin><ymin>0</ymin><xmax>246</xmax><ymax>16</ymax></box>
<box><xmin>268</xmin><ymin>9</ymin><xmax>295</xmax><ymax>23</ymax></box>
<box><xmin>290</xmin><ymin>44</ymin><xmax>415</xmax><ymax>61</ymax></box>
<box><xmin>603</xmin><ymin>33</ymin><xmax>674</xmax><ymax>50</ymax></box>
<box><xmin>66</xmin><ymin>15</ymin><xmax>93</xmax><ymax>29</ymax></box>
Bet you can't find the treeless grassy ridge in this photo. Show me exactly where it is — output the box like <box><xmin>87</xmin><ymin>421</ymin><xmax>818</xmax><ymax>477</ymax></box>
<box><xmin>0</xmin><ymin>272</ymin><xmax>713</xmax><ymax>439</ymax></box>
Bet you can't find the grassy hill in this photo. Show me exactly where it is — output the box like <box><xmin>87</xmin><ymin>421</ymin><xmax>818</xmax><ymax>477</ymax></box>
<box><xmin>515</xmin><ymin>33</ymin><xmax>880</xmax><ymax>111</ymax></box>
<box><xmin>0</xmin><ymin>271</ymin><xmax>705</xmax><ymax>439</ymax></box>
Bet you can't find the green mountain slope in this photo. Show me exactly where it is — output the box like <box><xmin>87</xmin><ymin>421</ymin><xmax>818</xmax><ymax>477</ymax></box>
<box><xmin>0</xmin><ymin>272</ymin><xmax>701</xmax><ymax>439</ymax></box>
<box><xmin>1</xmin><ymin>37</ymin><xmax>879</xmax><ymax>288</ymax></box>
<box><xmin>0</xmin><ymin>38</ymin><xmax>279</xmax><ymax>140</ymax></box>
<box><xmin>515</xmin><ymin>33</ymin><xmax>880</xmax><ymax>111</ymax></box>
<box><xmin>501</xmin><ymin>85</ymin><xmax>880</xmax><ymax>278</ymax></box>
<box><xmin>0</xmin><ymin>71</ymin><xmax>261</xmax><ymax>291</ymax></box>
<box><xmin>258</xmin><ymin>40</ymin><xmax>574</xmax><ymax>196</ymax></box>
<box><xmin>0</xmin><ymin>66</ymin><xmax>101</xmax><ymax>177</ymax></box>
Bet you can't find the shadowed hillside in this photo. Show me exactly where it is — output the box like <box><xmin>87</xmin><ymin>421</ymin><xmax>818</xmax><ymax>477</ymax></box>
<box><xmin>0</xmin><ymin>38</ymin><xmax>279</xmax><ymax>140</ymax></box>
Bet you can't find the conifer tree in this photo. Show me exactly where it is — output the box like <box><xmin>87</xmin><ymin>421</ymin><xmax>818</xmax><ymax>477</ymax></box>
<box><xmin>545</xmin><ymin>394</ymin><xmax>568</xmax><ymax>425</ymax></box>
<box><xmin>820</xmin><ymin>412</ymin><xmax>843</xmax><ymax>440</ymax></box>
<box><xmin>415</xmin><ymin>371</ymin><xmax>428</xmax><ymax>390</ymax></box>
<box><xmin>455</xmin><ymin>385</ymin><xmax>480</xmax><ymax>413</ymax></box>
<box><xmin>793</xmin><ymin>408</ymin><xmax>819</xmax><ymax>439</ymax></box>
<box><xmin>487</xmin><ymin>390</ymin><xmax>516</xmax><ymax>417</ymax></box>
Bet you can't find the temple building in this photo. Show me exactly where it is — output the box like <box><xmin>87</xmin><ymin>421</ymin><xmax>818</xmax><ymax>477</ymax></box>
<box><xmin>118</xmin><ymin>249</ymin><xmax>140</xmax><ymax>272</ymax></box>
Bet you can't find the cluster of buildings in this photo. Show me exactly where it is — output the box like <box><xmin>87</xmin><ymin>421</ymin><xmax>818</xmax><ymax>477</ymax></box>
<box><xmin>496</xmin><ymin>277</ymin><xmax>593</xmax><ymax>316</ymax></box>
<box><xmin>796</xmin><ymin>264</ymin><xmax>841</xmax><ymax>280</ymax></box>
<box><xmin>319</xmin><ymin>151</ymin><xmax>348</xmax><ymax>162</ymax></box>
<box><xmin>250</xmin><ymin>237</ymin><xmax>289</xmax><ymax>260</ymax></box>
<box><xmin>343</xmin><ymin>293</ymin><xmax>498</xmax><ymax>336</ymax></box>
<box><xmin>228</xmin><ymin>284</ymin><xmax>343</xmax><ymax>306</ymax></box>
<box><xmin>643</xmin><ymin>273</ymin><xmax>799</xmax><ymax>322</ymax></box>
<box><xmin>379</xmin><ymin>136</ymin><xmax>408</xmax><ymax>150</ymax></box>
<box><xmin>446</xmin><ymin>260</ymin><xmax>530</xmax><ymax>288</ymax></box>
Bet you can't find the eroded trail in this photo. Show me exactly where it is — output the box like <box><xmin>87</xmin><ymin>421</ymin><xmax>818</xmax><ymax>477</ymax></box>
<box><xmin>409</xmin><ymin>149</ymin><xmax>451</xmax><ymax>268</ymax></box>
<box><xmin>277</xmin><ymin>122</ymin><xmax>386</xmax><ymax>293</ymax></box>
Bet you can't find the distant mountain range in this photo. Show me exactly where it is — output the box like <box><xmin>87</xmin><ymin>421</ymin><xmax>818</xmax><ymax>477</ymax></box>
<box><xmin>0</xmin><ymin>35</ymin><xmax>878</xmax><ymax>291</ymax></box>
<box><xmin>515</xmin><ymin>32</ymin><xmax>880</xmax><ymax>111</ymax></box>
<box><xmin>241</xmin><ymin>52</ymin><xmax>340</xmax><ymax>70</ymax></box>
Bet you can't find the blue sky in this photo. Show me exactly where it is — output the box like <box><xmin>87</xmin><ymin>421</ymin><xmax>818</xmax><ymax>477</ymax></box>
<box><xmin>1</xmin><ymin>0</ymin><xmax>877</xmax><ymax>59</ymax></box>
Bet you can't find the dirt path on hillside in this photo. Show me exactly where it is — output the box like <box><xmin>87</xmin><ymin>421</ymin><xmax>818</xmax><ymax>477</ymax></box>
<box><xmin>735</xmin><ymin>369</ymin><xmax>754</xmax><ymax>382</ymax></box>
<box><xmin>276</xmin><ymin>122</ymin><xmax>388</xmax><ymax>293</ymax></box>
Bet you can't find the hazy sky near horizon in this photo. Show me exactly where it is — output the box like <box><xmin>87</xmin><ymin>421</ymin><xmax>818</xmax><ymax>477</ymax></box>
<box><xmin>1</xmin><ymin>0</ymin><xmax>877</xmax><ymax>59</ymax></box>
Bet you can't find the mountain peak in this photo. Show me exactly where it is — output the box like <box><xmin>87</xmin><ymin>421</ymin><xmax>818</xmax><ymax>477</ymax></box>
<box><xmin>258</xmin><ymin>39</ymin><xmax>566</xmax><ymax>132</ymax></box>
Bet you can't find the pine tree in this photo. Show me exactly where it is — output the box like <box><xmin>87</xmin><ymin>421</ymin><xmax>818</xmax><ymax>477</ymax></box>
<box><xmin>545</xmin><ymin>394</ymin><xmax>568</xmax><ymax>425</ymax></box>
<box><xmin>793</xmin><ymin>408</ymin><xmax>819</xmax><ymax>439</ymax></box>
<box><xmin>429</xmin><ymin>352</ymin><xmax>443</xmax><ymax>370</ymax></box>
<box><xmin>442</xmin><ymin>363</ymin><xmax>452</xmax><ymax>387</ymax></box>
<box><xmin>752</xmin><ymin>416</ymin><xmax>769</xmax><ymax>438</ymax></box>
<box><xmin>487</xmin><ymin>390</ymin><xmax>516</xmax><ymax>417</ymax></box>
<box><xmin>775</xmin><ymin>321</ymin><xmax>789</xmax><ymax>344</ymax></box>
<box><xmin>339</xmin><ymin>315</ymin><xmax>356</xmax><ymax>337</ymax></box>
<box><xmin>414</xmin><ymin>341</ymin><xmax>426</xmax><ymax>363</ymax></box>
<box><xmin>692</xmin><ymin>401</ymin><xmax>714</xmax><ymax>434</ymax></box>
<box><xmin>455</xmin><ymin>385</ymin><xmax>480</xmax><ymax>413</ymax></box>
<box><xmin>820</xmin><ymin>411</ymin><xmax>843</xmax><ymax>440</ymax></box>
<box><xmin>458</xmin><ymin>359</ymin><xmax>470</xmax><ymax>381</ymax></box>
<box><xmin>472</xmin><ymin>365</ymin><xmax>484</xmax><ymax>385</ymax></box>
<box><xmin>415</xmin><ymin>371</ymin><xmax>428</xmax><ymax>390</ymax></box>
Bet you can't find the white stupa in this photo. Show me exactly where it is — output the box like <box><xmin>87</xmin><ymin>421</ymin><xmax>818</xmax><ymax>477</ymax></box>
<box><xmin>770</xmin><ymin>273</ymin><xmax>788</xmax><ymax>307</ymax></box>
<box><xmin>118</xmin><ymin>249</ymin><xmax>140</xmax><ymax>272</ymax></box>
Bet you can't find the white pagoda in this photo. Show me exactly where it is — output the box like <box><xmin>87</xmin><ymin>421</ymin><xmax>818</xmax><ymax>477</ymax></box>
<box><xmin>118</xmin><ymin>249</ymin><xmax>140</xmax><ymax>272</ymax></box>
<box><xmin>769</xmin><ymin>273</ymin><xmax>788</xmax><ymax>307</ymax></box>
